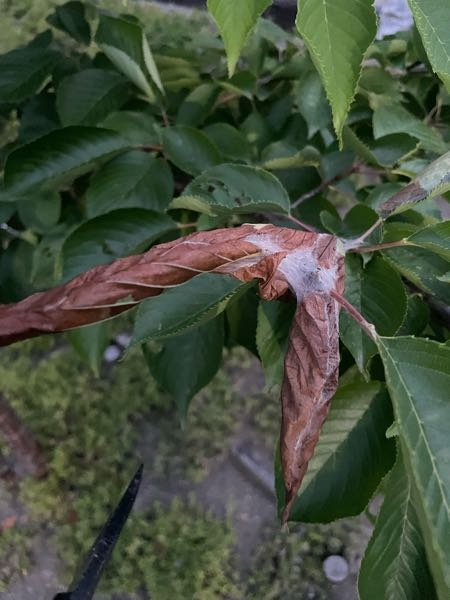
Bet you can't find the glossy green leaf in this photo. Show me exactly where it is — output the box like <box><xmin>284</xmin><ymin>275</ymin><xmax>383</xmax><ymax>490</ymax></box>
<box><xmin>131</xmin><ymin>272</ymin><xmax>250</xmax><ymax>346</ymax></box>
<box><xmin>17</xmin><ymin>191</ymin><xmax>61</xmax><ymax>233</ymax></box>
<box><xmin>284</xmin><ymin>375</ymin><xmax>395</xmax><ymax>522</ymax></box>
<box><xmin>143</xmin><ymin>317</ymin><xmax>224</xmax><ymax>422</ymax></box>
<box><xmin>177</xmin><ymin>83</ymin><xmax>220</xmax><ymax>127</ymax></box>
<box><xmin>382</xmin><ymin>226</ymin><xmax>450</xmax><ymax>304</ymax></box>
<box><xmin>373</xmin><ymin>104</ymin><xmax>447</xmax><ymax>155</ymax></box>
<box><xmin>0</xmin><ymin>202</ymin><xmax>15</xmax><ymax>223</ymax></box>
<box><xmin>256</xmin><ymin>299</ymin><xmax>296</xmax><ymax>392</ymax></box>
<box><xmin>295</xmin><ymin>70</ymin><xmax>332</xmax><ymax>139</ymax></box>
<box><xmin>261</xmin><ymin>143</ymin><xmax>320</xmax><ymax>170</ymax></box>
<box><xmin>0</xmin><ymin>43</ymin><xmax>59</xmax><ymax>103</ymax></box>
<box><xmin>61</xmin><ymin>208</ymin><xmax>175</xmax><ymax>280</ymax></box>
<box><xmin>161</xmin><ymin>125</ymin><xmax>222</xmax><ymax>176</ymax></box>
<box><xmin>359</xmin><ymin>452</ymin><xmax>437</xmax><ymax>600</ymax></box>
<box><xmin>321</xmin><ymin>204</ymin><xmax>380</xmax><ymax>240</ymax></box>
<box><xmin>2</xmin><ymin>127</ymin><xmax>129</xmax><ymax>198</ymax></box>
<box><xmin>56</xmin><ymin>69</ymin><xmax>129</xmax><ymax>126</ymax></box>
<box><xmin>101</xmin><ymin>110</ymin><xmax>159</xmax><ymax>146</ymax></box>
<box><xmin>340</xmin><ymin>255</ymin><xmax>407</xmax><ymax>373</ymax></box>
<box><xmin>202</xmin><ymin>123</ymin><xmax>252</xmax><ymax>162</ymax></box>
<box><xmin>86</xmin><ymin>151</ymin><xmax>173</xmax><ymax>217</ymax></box>
<box><xmin>397</xmin><ymin>294</ymin><xmax>430</xmax><ymax>337</ymax></box>
<box><xmin>408</xmin><ymin>0</ymin><xmax>450</xmax><ymax>92</ymax></box>
<box><xmin>46</xmin><ymin>0</ymin><xmax>90</xmax><ymax>45</ymax></box>
<box><xmin>95</xmin><ymin>14</ymin><xmax>163</xmax><ymax>100</ymax></box>
<box><xmin>296</xmin><ymin>0</ymin><xmax>377</xmax><ymax>142</ymax></box>
<box><xmin>377</xmin><ymin>336</ymin><xmax>450</xmax><ymax>597</ymax></box>
<box><xmin>407</xmin><ymin>222</ymin><xmax>450</xmax><ymax>262</ymax></box>
<box><xmin>172</xmin><ymin>164</ymin><xmax>291</xmax><ymax>216</ymax></box>
<box><xmin>206</xmin><ymin>0</ymin><xmax>272</xmax><ymax>76</ymax></box>
<box><xmin>66</xmin><ymin>321</ymin><xmax>111</xmax><ymax>377</ymax></box>
<box><xmin>225</xmin><ymin>285</ymin><xmax>259</xmax><ymax>355</ymax></box>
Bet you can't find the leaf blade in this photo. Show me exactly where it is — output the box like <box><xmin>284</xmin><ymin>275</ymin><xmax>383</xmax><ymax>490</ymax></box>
<box><xmin>61</xmin><ymin>208</ymin><xmax>175</xmax><ymax>280</ymax></box>
<box><xmin>359</xmin><ymin>452</ymin><xmax>437</xmax><ymax>600</ymax></box>
<box><xmin>285</xmin><ymin>376</ymin><xmax>395</xmax><ymax>523</ymax></box>
<box><xmin>143</xmin><ymin>317</ymin><xmax>224</xmax><ymax>421</ymax></box>
<box><xmin>377</xmin><ymin>336</ymin><xmax>450</xmax><ymax>597</ymax></box>
<box><xmin>296</xmin><ymin>0</ymin><xmax>377</xmax><ymax>141</ymax></box>
<box><xmin>207</xmin><ymin>0</ymin><xmax>272</xmax><ymax>76</ymax></box>
<box><xmin>2</xmin><ymin>127</ymin><xmax>130</xmax><ymax>198</ymax></box>
<box><xmin>171</xmin><ymin>163</ymin><xmax>291</xmax><ymax>216</ymax></box>
<box><xmin>131</xmin><ymin>272</ymin><xmax>250</xmax><ymax>346</ymax></box>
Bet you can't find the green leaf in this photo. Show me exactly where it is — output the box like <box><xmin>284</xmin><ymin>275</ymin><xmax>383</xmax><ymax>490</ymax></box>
<box><xmin>284</xmin><ymin>376</ymin><xmax>395</xmax><ymax>522</ymax></box>
<box><xmin>2</xmin><ymin>127</ymin><xmax>130</xmax><ymax>199</ymax></box>
<box><xmin>46</xmin><ymin>0</ymin><xmax>91</xmax><ymax>45</ymax></box>
<box><xmin>171</xmin><ymin>164</ymin><xmax>291</xmax><ymax>216</ymax></box>
<box><xmin>377</xmin><ymin>336</ymin><xmax>450</xmax><ymax>597</ymax></box>
<box><xmin>321</xmin><ymin>204</ymin><xmax>380</xmax><ymax>240</ymax></box>
<box><xmin>206</xmin><ymin>0</ymin><xmax>272</xmax><ymax>76</ymax></box>
<box><xmin>225</xmin><ymin>286</ymin><xmax>259</xmax><ymax>355</ymax></box>
<box><xmin>202</xmin><ymin>123</ymin><xmax>252</xmax><ymax>162</ymax></box>
<box><xmin>359</xmin><ymin>452</ymin><xmax>437</xmax><ymax>600</ymax></box>
<box><xmin>177</xmin><ymin>83</ymin><xmax>220</xmax><ymax>127</ymax></box>
<box><xmin>295</xmin><ymin>70</ymin><xmax>332</xmax><ymax>139</ymax></box>
<box><xmin>261</xmin><ymin>143</ymin><xmax>320</xmax><ymax>170</ymax></box>
<box><xmin>86</xmin><ymin>151</ymin><xmax>173</xmax><ymax>217</ymax></box>
<box><xmin>379</xmin><ymin>151</ymin><xmax>450</xmax><ymax>216</ymax></box>
<box><xmin>61</xmin><ymin>208</ymin><xmax>175</xmax><ymax>280</ymax></box>
<box><xmin>407</xmin><ymin>222</ymin><xmax>450</xmax><ymax>262</ymax></box>
<box><xmin>56</xmin><ymin>69</ymin><xmax>129</xmax><ymax>126</ymax></box>
<box><xmin>131</xmin><ymin>272</ymin><xmax>250</xmax><ymax>346</ymax></box>
<box><xmin>17</xmin><ymin>192</ymin><xmax>61</xmax><ymax>233</ymax></box>
<box><xmin>95</xmin><ymin>14</ymin><xmax>163</xmax><ymax>100</ymax></box>
<box><xmin>340</xmin><ymin>255</ymin><xmax>407</xmax><ymax>373</ymax></box>
<box><xmin>0</xmin><ymin>202</ymin><xmax>15</xmax><ymax>223</ymax></box>
<box><xmin>382</xmin><ymin>226</ymin><xmax>450</xmax><ymax>304</ymax></box>
<box><xmin>161</xmin><ymin>125</ymin><xmax>223</xmax><ymax>176</ymax></box>
<box><xmin>408</xmin><ymin>0</ymin><xmax>450</xmax><ymax>92</ymax></box>
<box><xmin>143</xmin><ymin>317</ymin><xmax>224</xmax><ymax>422</ymax></box>
<box><xmin>66</xmin><ymin>321</ymin><xmax>111</xmax><ymax>377</ymax></box>
<box><xmin>296</xmin><ymin>0</ymin><xmax>377</xmax><ymax>142</ymax></box>
<box><xmin>256</xmin><ymin>299</ymin><xmax>295</xmax><ymax>392</ymax></box>
<box><xmin>372</xmin><ymin>104</ymin><xmax>447</xmax><ymax>155</ymax></box>
<box><xmin>101</xmin><ymin>110</ymin><xmax>159</xmax><ymax>146</ymax></box>
<box><xmin>0</xmin><ymin>43</ymin><xmax>59</xmax><ymax>103</ymax></box>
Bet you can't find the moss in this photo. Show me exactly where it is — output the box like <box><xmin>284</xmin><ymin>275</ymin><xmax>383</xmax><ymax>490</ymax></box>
<box><xmin>245</xmin><ymin>522</ymin><xmax>348</xmax><ymax>599</ymax></box>
<box><xmin>0</xmin><ymin>337</ymin><xmax>242</xmax><ymax>595</ymax></box>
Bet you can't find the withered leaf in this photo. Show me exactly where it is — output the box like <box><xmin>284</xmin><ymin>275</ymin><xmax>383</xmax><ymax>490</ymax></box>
<box><xmin>0</xmin><ymin>224</ymin><xmax>345</xmax><ymax>520</ymax></box>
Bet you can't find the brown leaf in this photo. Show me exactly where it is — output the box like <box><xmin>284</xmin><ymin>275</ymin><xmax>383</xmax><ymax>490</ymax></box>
<box><xmin>0</xmin><ymin>224</ymin><xmax>345</xmax><ymax>522</ymax></box>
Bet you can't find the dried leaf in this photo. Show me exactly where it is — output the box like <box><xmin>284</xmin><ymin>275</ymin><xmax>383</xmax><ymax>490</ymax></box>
<box><xmin>0</xmin><ymin>225</ymin><xmax>345</xmax><ymax>519</ymax></box>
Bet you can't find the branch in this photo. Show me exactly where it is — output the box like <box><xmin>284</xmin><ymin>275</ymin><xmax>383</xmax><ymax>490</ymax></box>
<box><xmin>0</xmin><ymin>393</ymin><xmax>47</xmax><ymax>478</ymax></box>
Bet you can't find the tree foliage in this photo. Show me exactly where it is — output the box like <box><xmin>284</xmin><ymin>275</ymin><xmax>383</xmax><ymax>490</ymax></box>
<box><xmin>0</xmin><ymin>1</ymin><xmax>449</xmax><ymax>597</ymax></box>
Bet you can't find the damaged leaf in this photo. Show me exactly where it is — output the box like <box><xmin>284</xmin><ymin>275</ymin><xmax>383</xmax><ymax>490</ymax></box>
<box><xmin>379</xmin><ymin>150</ymin><xmax>450</xmax><ymax>217</ymax></box>
<box><xmin>0</xmin><ymin>224</ymin><xmax>345</xmax><ymax>520</ymax></box>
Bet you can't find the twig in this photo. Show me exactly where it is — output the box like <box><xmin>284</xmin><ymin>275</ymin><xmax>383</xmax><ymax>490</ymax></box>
<box><xmin>283</xmin><ymin>213</ymin><xmax>318</xmax><ymax>232</ymax></box>
<box><xmin>161</xmin><ymin>109</ymin><xmax>170</xmax><ymax>128</ymax></box>
<box><xmin>331</xmin><ymin>291</ymin><xmax>377</xmax><ymax>341</ymax></box>
<box><xmin>350</xmin><ymin>240</ymin><xmax>407</xmax><ymax>253</ymax></box>
<box><xmin>291</xmin><ymin>162</ymin><xmax>358</xmax><ymax>209</ymax></box>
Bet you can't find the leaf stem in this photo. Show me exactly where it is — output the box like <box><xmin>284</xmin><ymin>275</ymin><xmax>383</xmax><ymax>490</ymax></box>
<box><xmin>350</xmin><ymin>240</ymin><xmax>407</xmax><ymax>253</ymax></box>
<box><xmin>331</xmin><ymin>291</ymin><xmax>377</xmax><ymax>341</ymax></box>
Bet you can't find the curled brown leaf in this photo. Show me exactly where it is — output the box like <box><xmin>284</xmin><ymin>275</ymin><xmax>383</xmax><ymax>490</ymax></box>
<box><xmin>0</xmin><ymin>224</ymin><xmax>344</xmax><ymax>520</ymax></box>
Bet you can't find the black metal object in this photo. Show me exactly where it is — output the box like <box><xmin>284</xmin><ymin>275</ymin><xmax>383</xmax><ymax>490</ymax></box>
<box><xmin>53</xmin><ymin>464</ymin><xmax>143</xmax><ymax>600</ymax></box>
